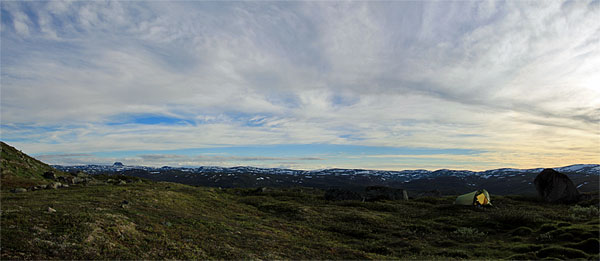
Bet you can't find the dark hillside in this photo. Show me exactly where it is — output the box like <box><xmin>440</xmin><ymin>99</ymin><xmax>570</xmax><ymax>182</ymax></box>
<box><xmin>0</xmin><ymin>142</ymin><xmax>69</xmax><ymax>189</ymax></box>
<box><xmin>80</xmin><ymin>166</ymin><xmax>598</xmax><ymax>196</ymax></box>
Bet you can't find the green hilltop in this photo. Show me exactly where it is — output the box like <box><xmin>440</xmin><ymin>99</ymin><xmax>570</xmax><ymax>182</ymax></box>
<box><xmin>1</xmin><ymin>142</ymin><xmax>599</xmax><ymax>259</ymax></box>
<box><xmin>0</xmin><ymin>142</ymin><xmax>71</xmax><ymax>189</ymax></box>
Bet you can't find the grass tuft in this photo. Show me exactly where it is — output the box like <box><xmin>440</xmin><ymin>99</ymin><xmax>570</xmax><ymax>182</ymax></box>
<box><xmin>569</xmin><ymin>205</ymin><xmax>599</xmax><ymax>221</ymax></box>
<box><xmin>451</xmin><ymin>227</ymin><xmax>486</xmax><ymax>239</ymax></box>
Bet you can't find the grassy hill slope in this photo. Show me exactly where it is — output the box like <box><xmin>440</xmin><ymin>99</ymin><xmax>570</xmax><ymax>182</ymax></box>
<box><xmin>0</xmin><ymin>142</ymin><xmax>69</xmax><ymax>189</ymax></box>
<box><xmin>2</xmin><ymin>178</ymin><xmax>598</xmax><ymax>259</ymax></box>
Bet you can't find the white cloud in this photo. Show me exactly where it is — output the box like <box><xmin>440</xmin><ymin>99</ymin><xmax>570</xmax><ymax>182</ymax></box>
<box><xmin>1</xmin><ymin>1</ymin><xmax>598</xmax><ymax>170</ymax></box>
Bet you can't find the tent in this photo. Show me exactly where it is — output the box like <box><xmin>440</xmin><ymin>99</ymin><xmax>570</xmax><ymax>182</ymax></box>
<box><xmin>455</xmin><ymin>189</ymin><xmax>492</xmax><ymax>206</ymax></box>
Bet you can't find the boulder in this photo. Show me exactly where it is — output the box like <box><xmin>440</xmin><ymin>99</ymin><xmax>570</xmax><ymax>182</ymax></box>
<box><xmin>48</xmin><ymin>182</ymin><xmax>62</xmax><ymax>189</ymax></box>
<box><xmin>58</xmin><ymin>176</ymin><xmax>74</xmax><ymax>184</ymax></box>
<box><xmin>43</xmin><ymin>171</ymin><xmax>56</xmax><ymax>180</ymax></box>
<box><xmin>73</xmin><ymin>177</ymin><xmax>88</xmax><ymax>184</ymax></box>
<box><xmin>29</xmin><ymin>186</ymin><xmax>43</xmax><ymax>191</ymax></box>
<box><xmin>534</xmin><ymin>168</ymin><xmax>580</xmax><ymax>203</ymax></box>
<box><xmin>364</xmin><ymin>186</ymin><xmax>408</xmax><ymax>201</ymax></box>
<box><xmin>324</xmin><ymin>188</ymin><xmax>363</xmax><ymax>201</ymax></box>
<box><xmin>11</xmin><ymin>188</ymin><xmax>27</xmax><ymax>193</ymax></box>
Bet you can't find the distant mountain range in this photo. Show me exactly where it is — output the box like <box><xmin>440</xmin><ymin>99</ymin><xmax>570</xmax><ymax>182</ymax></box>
<box><xmin>54</xmin><ymin>163</ymin><xmax>600</xmax><ymax>196</ymax></box>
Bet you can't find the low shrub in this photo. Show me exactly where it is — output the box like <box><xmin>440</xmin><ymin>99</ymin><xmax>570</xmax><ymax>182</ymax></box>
<box><xmin>569</xmin><ymin>205</ymin><xmax>599</xmax><ymax>221</ymax></box>
<box><xmin>536</xmin><ymin>232</ymin><xmax>553</xmax><ymax>242</ymax></box>
<box><xmin>405</xmin><ymin>224</ymin><xmax>433</xmax><ymax>235</ymax></box>
<box><xmin>490</xmin><ymin>209</ymin><xmax>538</xmax><ymax>228</ymax></box>
<box><xmin>452</xmin><ymin>227</ymin><xmax>485</xmax><ymax>239</ymax></box>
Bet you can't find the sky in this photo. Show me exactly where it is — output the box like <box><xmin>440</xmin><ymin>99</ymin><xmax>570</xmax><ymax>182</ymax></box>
<box><xmin>1</xmin><ymin>0</ymin><xmax>599</xmax><ymax>171</ymax></box>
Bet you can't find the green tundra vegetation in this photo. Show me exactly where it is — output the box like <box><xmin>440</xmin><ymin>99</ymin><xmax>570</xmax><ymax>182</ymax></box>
<box><xmin>1</xmin><ymin>142</ymin><xmax>599</xmax><ymax>259</ymax></box>
<box><xmin>1</xmin><ymin>178</ymin><xmax>598</xmax><ymax>260</ymax></box>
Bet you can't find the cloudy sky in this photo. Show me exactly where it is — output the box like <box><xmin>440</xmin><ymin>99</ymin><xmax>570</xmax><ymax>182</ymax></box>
<box><xmin>1</xmin><ymin>0</ymin><xmax>598</xmax><ymax>170</ymax></box>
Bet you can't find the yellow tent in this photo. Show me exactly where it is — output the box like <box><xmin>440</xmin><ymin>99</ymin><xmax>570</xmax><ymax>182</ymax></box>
<box><xmin>455</xmin><ymin>189</ymin><xmax>492</xmax><ymax>206</ymax></box>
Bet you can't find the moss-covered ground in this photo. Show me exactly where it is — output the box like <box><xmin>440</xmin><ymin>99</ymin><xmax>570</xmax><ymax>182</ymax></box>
<box><xmin>1</xmin><ymin>176</ymin><xmax>598</xmax><ymax>260</ymax></box>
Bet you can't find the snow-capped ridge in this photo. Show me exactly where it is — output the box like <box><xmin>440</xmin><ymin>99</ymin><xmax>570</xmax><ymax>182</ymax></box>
<box><xmin>54</xmin><ymin>164</ymin><xmax>600</xmax><ymax>177</ymax></box>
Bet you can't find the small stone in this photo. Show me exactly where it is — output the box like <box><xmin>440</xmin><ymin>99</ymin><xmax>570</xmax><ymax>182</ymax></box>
<box><xmin>49</xmin><ymin>182</ymin><xmax>61</xmax><ymax>189</ymax></box>
<box><xmin>39</xmin><ymin>185</ymin><xmax>47</xmax><ymax>189</ymax></box>
<box><xmin>47</xmin><ymin>207</ymin><xmax>56</xmax><ymax>213</ymax></box>
<box><xmin>61</xmin><ymin>184</ymin><xmax>69</xmax><ymax>188</ymax></box>
<box><xmin>11</xmin><ymin>188</ymin><xmax>27</xmax><ymax>193</ymax></box>
<box><xmin>118</xmin><ymin>180</ymin><xmax>127</xmax><ymax>185</ymax></box>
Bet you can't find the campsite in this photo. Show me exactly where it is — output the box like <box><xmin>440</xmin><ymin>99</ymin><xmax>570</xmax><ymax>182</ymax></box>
<box><xmin>2</xmin><ymin>0</ymin><xmax>599</xmax><ymax>260</ymax></box>
<box><xmin>2</xmin><ymin>142</ymin><xmax>599</xmax><ymax>259</ymax></box>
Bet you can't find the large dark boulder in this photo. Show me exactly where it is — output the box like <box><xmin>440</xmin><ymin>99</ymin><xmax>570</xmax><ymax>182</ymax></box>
<box><xmin>57</xmin><ymin>176</ymin><xmax>74</xmax><ymax>184</ymax></box>
<box><xmin>364</xmin><ymin>186</ymin><xmax>408</xmax><ymax>201</ymax></box>
<box><xmin>534</xmin><ymin>168</ymin><xmax>580</xmax><ymax>203</ymax></box>
<box><xmin>43</xmin><ymin>171</ymin><xmax>56</xmax><ymax>180</ymax></box>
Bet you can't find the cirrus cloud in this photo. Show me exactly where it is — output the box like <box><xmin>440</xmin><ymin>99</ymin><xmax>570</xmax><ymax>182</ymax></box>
<box><xmin>1</xmin><ymin>0</ymin><xmax>598</xmax><ymax>170</ymax></box>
